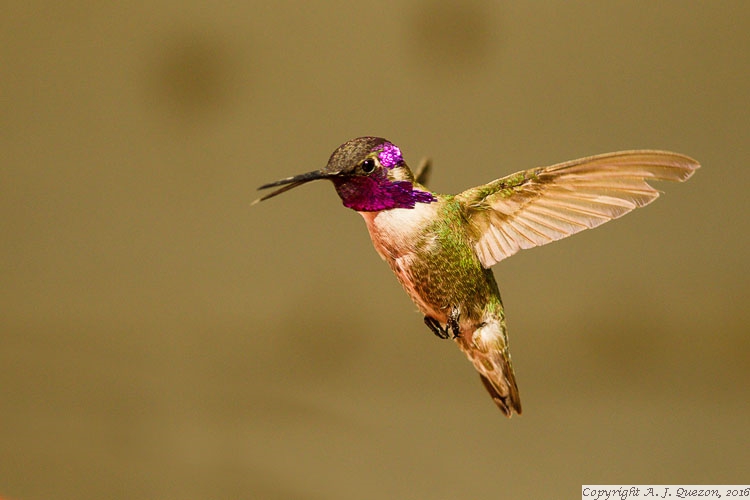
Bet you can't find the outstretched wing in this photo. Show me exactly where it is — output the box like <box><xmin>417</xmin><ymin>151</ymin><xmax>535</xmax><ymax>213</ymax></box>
<box><xmin>456</xmin><ymin>150</ymin><xmax>699</xmax><ymax>268</ymax></box>
<box><xmin>414</xmin><ymin>157</ymin><xmax>432</xmax><ymax>186</ymax></box>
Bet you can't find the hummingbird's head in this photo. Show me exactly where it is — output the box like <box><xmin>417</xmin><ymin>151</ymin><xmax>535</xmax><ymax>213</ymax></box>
<box><xmin>254</xmin><ymin>137</ymin><xmax>436</xmax><ymax>212</ymax></box>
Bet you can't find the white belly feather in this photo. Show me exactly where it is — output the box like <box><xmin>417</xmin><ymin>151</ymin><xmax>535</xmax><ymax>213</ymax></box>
<box><xmin>359</xmin><ymin>203</ymin><xmax>442</xmax><ymax>318</ymax></box>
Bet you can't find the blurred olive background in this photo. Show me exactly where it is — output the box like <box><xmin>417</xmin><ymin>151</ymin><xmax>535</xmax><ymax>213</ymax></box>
<box><xmin>2</xmin><ymin>1</ymin><xmax>748</xmax><ymax>499</ymax></box>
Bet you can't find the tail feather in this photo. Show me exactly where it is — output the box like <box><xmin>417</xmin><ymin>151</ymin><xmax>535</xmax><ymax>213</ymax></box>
<box><xmin>458</xmin><ymin>319</ymin><xmax>522</xmax><ymax>417</ymax></box>
<box><xmin>477</xmin><ymin>352</ymin><xmax>522</xmax><ymax>417</ymax></box>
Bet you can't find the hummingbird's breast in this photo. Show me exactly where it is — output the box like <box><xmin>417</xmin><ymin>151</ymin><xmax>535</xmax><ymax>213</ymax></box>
<box><xmin>360</xmin><ymin>198</ymin><xmax>499</xmax><ymax>324</ymax></box>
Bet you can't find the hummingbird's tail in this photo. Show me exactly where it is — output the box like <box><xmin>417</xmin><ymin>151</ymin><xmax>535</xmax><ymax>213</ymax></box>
<box><xmin>457</xmin><ymin>318</ymin><xmax>522</xmax><ymax>417</ymax></box>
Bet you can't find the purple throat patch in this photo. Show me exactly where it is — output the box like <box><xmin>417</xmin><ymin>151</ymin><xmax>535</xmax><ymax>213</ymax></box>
<box><xmin>376</xmin><ymin>142</ymin><xmax>404</xmax><ymax>169</ymax></box>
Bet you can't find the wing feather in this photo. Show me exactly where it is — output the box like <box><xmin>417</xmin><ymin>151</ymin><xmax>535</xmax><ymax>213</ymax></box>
<box><xmin>457</xmin><ymin>150</ymin><xmax>699</xmax><ymax>268</ymax></box>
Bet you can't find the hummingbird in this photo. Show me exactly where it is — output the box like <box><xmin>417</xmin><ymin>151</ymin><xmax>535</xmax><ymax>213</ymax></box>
<box><xmin>254</xmin><ymin>137</ymin><xmax>699</xmax><ymax>416</ymax></box>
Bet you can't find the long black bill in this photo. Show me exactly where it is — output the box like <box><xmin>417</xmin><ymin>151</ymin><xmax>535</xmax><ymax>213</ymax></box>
<box><xmin>252</xmin><ymin>170</ymin><xmax>330</xmax><ymax>205</ymax></box>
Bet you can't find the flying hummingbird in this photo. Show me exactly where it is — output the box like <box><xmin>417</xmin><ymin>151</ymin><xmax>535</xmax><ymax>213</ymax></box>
<box><xmin>254</xmin><ymin>137</ymin><xmax>699</xmax><ymax>416</ymax></box>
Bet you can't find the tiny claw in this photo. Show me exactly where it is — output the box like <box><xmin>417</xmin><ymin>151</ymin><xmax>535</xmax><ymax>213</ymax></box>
<box><xmin>448</xmin><ymin>307</ymin><xmax>461</xmax><ymax>339</ymax></box>
<box><xmin>424</xmin><ymin>316</ymin><xmax>450</xmax><ymax>340</ymax></box>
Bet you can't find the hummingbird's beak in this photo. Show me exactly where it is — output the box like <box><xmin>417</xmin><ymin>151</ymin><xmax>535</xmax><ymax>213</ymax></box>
<box><xmin>252</xmin><ymin>169</ymin><xmax>330</xmax><ymax>205</ymax></box>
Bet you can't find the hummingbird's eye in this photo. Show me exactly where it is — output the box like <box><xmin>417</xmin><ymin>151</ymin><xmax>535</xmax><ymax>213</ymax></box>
<box><xmin>361</xmin><ymin>158</ymin><xmax>376</xmax><ymax>174</ymax></box>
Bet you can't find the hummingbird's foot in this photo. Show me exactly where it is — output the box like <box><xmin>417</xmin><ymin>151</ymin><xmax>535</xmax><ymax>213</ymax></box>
<box><xmin>423</xmin><ymin>316</ymin><xmax>450</xmax><ymax>340</ymax></box>
<box><xmin>448</xmin><ymin>307</ymin><xmax>461</xmax><ymax>339</ymax></box>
